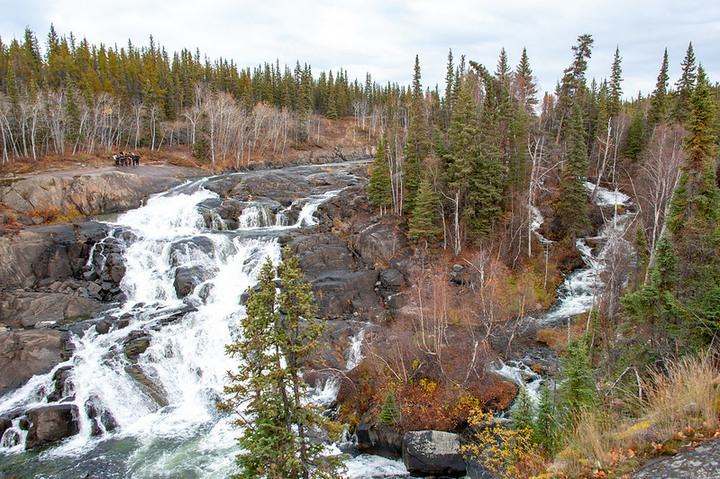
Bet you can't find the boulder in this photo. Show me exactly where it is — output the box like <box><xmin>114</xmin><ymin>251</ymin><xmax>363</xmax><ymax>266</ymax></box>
<box><xmin>355</xmin><ymin>406</ymin><xmax>404</xmax><ymax>459</ymax></box>
<box><xmin>173</xmin><ymin>265</ymin><xmax>213</xmax><ymax>298</ymax></box>
<box><xmin>402</xmin><ymin>430</ymin><xmax>466</xmax><ymax>477</ymax></box>
<box><xmin>25</xmin><ymin>404</ymin><xmax>80</xmax><ymax>449</ymax></box>
<box><xmin>0</xmin><ymin>329</ymin><xmax>69</xmax><ymax>395</ymax></box>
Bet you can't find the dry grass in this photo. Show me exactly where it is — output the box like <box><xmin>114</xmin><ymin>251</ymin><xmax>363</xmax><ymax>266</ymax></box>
<box><xmin>551</xmin><ymin>353</ymin><xmax>720</xmax><ymax>477</ymax></box>
<box><xmin>643</xmin><ymin>354</ymin><xmax>720</xmax><ymax>438</ymax></box>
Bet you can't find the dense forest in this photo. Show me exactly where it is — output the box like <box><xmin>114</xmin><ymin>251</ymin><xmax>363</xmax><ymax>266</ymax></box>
<box><xmin>3</xmin><ymin>26</ymin><xmax>720</xmax><ymax>477</ymax></box>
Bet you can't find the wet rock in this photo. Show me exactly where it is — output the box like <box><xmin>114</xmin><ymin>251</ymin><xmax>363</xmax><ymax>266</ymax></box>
<box><xmin>173</xmin><ymin>265</ymin><xmax>213</xmax><ymax>298</ymax></box>
<box><xmin>168</xmin><ymin>237</ymin><xmax>215</xmax><ymax>267</ymax></box>
<box><xmin>0</xmin><ymin>416</ymin><xmax>11</xmax><ymax>438</ymax></box>
<box><xmin>0</xmin><ymin>329</ymin><xmax>69</xmax><ymax>396</ymax></box>
<box><xmin>355</xmin><ymin>406</ymin><xmax>403</xmax><ymax>459</ymax></box>
<box><xmin>123</xmin><ymin>331</ymin><xmax>150</xmax><ymax>360</ymax></box>
<box><xmin>46</xmin><ymin>365</ymin><xmax>74</xmax><ymax>402</ymax></box>
<box><xmin>402</xmin><ymin>430</ymin><xmax>466</xmax><ymax>477</ymax></box>
<box><xmin>124</xmin><ymin>364</ymin><xmax>168</xmax><ymax>407</ymax></box>
<box><xmin>25</xmin><ymin>404</ymin><xmax>80</xmax><ymax>449</ymax></box>
<box><xmin>85</xmin><ymin>396</ymin><xmax>118</xmax><ymax>436</ymax></box>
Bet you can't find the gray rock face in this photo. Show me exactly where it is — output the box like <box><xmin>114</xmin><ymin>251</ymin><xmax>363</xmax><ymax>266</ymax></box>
<box><xmin>25</xmin><ymin>404</ymin><xmax>80</xmax><ymax>449</ymax></box>
<box><xmin>0</xmin><ymin>329</ymin><xmax>69</xmax><ymax>392</ymax></box>
<box><xmin>632</xmin><ymin>439</ymin><xmax>720</xmax><ymax>479</ymax></box>
<box><xmin>402</xmin><ymin>430</ymin><xmax>466</xmax><ymax>477</ymax></box>
<box><xmin>0</xmin><ymin>291</ymin><xmax>106</xmax><ymax>328</ymax></box>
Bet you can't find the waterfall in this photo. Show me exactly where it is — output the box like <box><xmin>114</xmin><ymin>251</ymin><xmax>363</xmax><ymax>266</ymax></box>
<box><xmin>0</xmin><ymin>172</ymin><xmax>378</xmax><ymax>478</ymax></box>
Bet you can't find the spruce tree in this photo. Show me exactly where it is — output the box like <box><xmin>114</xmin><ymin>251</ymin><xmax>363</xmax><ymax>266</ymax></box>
<box><xmin>647</xmin><ymin>49</ymin><xmax>670</xmax><ymax>129</ymax></box>
<box><xmin>409</xmin><ymin>171</ymin><xmax>441</xmax><ymax>241</ymax></box>
<box><xmin>533</xmin><ymin>383</ymin><xmax>560</xmax><ymax>454</ymax></box>
<box><xmin>511</xmin><ymin>386</ymin><xmax>535</xmax><ymax>432</ymax></box>
<box><xmin>403</xmin><ymin>55</ymin><xmax>430</xmax><ymax>213</ymax></box>
<box><xmin>465</xmin><ymin>75</ymin><xmax>505</xmax><ymax>240</ymax></box>
<box><xmin>379</xmin><ymin>390</ymin><xmax>400</xmax><ymax>426</ymax></box>
<box><xmin>559</xmin><ymin>339</ymin><xmax>597</xmax><ymax>414</ymax></box>
<box><xmin>514</xmin><ymin>47</ymin><xmax>538</xmax><ymax>115</ymax></box>
<box><xmin>608</xmin><ymin>46</ymin><xmax>623</xmax><ymax>117</ymax></box>
<box><xmin>556</xmin><ymin>102</ymin><xmax>591</xmax><ymax>238</ymax></box>
<box><xmin>221</xmin><ymin>252</ymin><xmax>346</xmax><ymax>479</ymax></box>
<box><xmin>367</xmin><ymin>137</ymin><xmax>393</xmax><ymax>214</ymax></box>
<box><xmin>671</xmin><ymin>42</ymin><xmax>697</xmax><ymax>125</ymax></box>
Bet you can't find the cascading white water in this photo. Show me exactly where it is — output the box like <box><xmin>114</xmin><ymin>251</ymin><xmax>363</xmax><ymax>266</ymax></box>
<box><xmin>0</xmin><ymin>171</ymin><xmax>395</xmax><ymax>478</ymax></box>
<box><xmin>495</xmin><ymin>182</ymin><xmax>636</xmax><ymax>408</ymax></box>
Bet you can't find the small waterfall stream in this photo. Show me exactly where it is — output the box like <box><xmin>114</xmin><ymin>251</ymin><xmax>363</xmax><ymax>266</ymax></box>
<box><xmin>495</xmin><ymin>183</ymin><xmax>635</xmax><ymax>406</ymax></box>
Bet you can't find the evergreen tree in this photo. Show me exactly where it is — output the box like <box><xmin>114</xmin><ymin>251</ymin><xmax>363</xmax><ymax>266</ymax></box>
<box><xmin>403</xmin><ymin>55</ymin><xmax>430</xmax><ymax>213</ymax></box>
<box><xmin>367</xmin><ymin>137</ymin><xmax>393</xmax><ymax>214</ymax></box>
<box><xmin>221</xmin><ymin>252</ymin><xmax>346</xmax><ymax>479</ymax></box>
<box><xmin>465</xmin><ymin>74</ymin><xmax>505</xmax><ymax>239</ymax></box>
<box><xmin>647</xmin><ymin>48</ymin><xmax>670</xmax><ymax>129</ymax></box>
<box><xmin>624</xmin><ymin>104</ymin><xmax>645</xmax><ymax>161</ymax></box>
<box><xmin>608</xmin><ymin>46</ymin><xmax>623</xmax><ymax>117</ymax></box>
<box><xmin>559</xmin><ymin>338</ymin><xmax>597</xmax><ymax>414</ymax></box>
<box><xmin>511</xmin><ymin>385</ymin><xmax>535</xmax><ymax>432</ymax></box>
<box><xmin>409</xmin><ymin>171</ymin><xmax>441</xmax><ymax>241</ymax></box>
<box><xmin>533</xmin><ymin>383</ymin><xmax>560</xmax><ymax>454</ymax></box>
<box><xmin>671</xmin><ymin>42</ymin><xmax>697</xmax><ymax>125</ymax></box>
<box><xmin>555</xmin><ymin>34</ymin><xmax>594</xmax><ymax>138</ymax></box>
<box><xmin>513</xmin><ymin>47</ymin><xmax>538</xmax><ymax>116</ymax></box>
<box><xmin>556</xmin><ymin>102</ymin><xmax>591</xmax><ymax>238</ymax></box>
<box><xmin>379</xmin><ymin>390</ymin><xmax>400</xmax><ymax>426</ymax></box>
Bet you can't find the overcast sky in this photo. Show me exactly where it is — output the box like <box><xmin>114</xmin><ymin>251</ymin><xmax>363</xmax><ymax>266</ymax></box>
<box><xmin>2</xmin><ymin>0</ymin><xmax>719</xmax><ymax>99</ymax></box>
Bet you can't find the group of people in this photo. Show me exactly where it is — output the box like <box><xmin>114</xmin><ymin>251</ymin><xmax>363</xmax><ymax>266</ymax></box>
<box><xmin>113</xmin><ymin>151</ymin><xmax>140</xmax><ymax>167</ymax></box>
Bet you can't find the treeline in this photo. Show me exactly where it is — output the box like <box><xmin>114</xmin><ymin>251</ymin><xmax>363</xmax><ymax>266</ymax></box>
<box><xmin>0</xmin><ymin>26</ymin><xmax>408</xmax><ymax>166</ymax></box>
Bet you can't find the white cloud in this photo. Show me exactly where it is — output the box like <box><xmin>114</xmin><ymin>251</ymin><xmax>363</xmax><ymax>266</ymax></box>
<box><xmin>2</xmin><ymin>0</ymin><xmax>719</xmax><ymax>99</ymax></box>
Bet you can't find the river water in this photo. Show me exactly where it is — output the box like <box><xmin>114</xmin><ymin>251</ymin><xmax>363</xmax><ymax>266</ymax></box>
<box><xmin>0</xmin><ymin>169</ymin><xmax>633</xmax><ymax>478</ymax></box>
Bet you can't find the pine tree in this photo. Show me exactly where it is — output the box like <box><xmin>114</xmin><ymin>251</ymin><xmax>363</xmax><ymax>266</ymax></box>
<box><xmin>367</xmin><ymin>137</ymin><xmax>393</xmax><ymax>214</ymax></box>
<box><xmin>221</xmin><ymin>251</ymin><xmax>346</xmax><ymax>479</ymax></box>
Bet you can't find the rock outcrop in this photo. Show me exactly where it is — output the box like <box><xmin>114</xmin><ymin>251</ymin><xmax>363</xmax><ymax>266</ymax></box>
<box><xmin>402</xmin><ymin>430</ymin><xmax>467</xmax><ymax>477</ymax></box>
<box><xmin>0</xmin><ymin>165</ymin><xmax>207</xmax><ymax>224</ymax></box>
<box><xmin>632</xmin><ymin>439</ymin><xmax>720</xmax><ymax>479</ymax></box>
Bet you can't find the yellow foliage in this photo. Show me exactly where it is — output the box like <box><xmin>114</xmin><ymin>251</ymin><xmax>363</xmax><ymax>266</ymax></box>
<box><xmin>462</xmin><ymin>408</ymin><xmax>546</xmax><ymax>479</ymax></box>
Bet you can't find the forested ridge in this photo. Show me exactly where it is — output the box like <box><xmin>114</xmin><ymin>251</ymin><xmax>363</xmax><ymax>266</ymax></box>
<box><xmin>3</xmin><ymin>26</ymin><xmax>720</xmax><ymax>477</ymax></box>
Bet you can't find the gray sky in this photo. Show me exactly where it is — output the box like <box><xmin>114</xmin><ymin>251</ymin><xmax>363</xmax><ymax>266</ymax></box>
<box><xmin>1</xmin><ymin>0</ymin><xmax>719</xmax><ymax>99</ymax></box>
